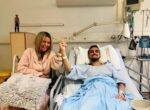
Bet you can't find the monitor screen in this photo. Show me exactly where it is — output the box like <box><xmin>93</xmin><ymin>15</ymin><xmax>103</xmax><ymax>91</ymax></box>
<box><xmin>139</xmin><ymin>36</ymin><xmax>150</xmax><ymax>48</ymax></box>
<box><xmin>125</xmin><ymin>0</ymin><xmax>140</xmax><ymax>11</ymax></box>
<box><xmin>126</xmin><ymin>0</ymin><xmax>139</xmax><ymax>5</ymax></box>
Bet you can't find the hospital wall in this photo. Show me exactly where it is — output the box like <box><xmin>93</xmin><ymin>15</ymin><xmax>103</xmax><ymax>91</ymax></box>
<box><xmin>0</xmin><ymin>0</ymin><xmax>150</xmax><ymax>71</ymax></box>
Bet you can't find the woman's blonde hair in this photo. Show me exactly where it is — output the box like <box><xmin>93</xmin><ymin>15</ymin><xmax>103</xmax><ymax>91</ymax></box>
<box><xmin>34</xmin><ymin>31</ymin><xmax>52</xmax><ymax>59</ymax></box>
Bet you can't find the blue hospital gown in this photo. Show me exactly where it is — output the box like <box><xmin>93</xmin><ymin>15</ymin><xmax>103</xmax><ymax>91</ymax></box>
<box><xmin>60</xmin><ymin>62</ymin><xmax>133</xmax><ymax>110</ymax></box>
<box><xmin>66</xmin><ymin>62</ymin><xmax>125</xmax><ymax>83</ymax></box>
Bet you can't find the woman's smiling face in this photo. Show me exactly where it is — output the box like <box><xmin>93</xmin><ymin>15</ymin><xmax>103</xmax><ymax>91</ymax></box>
<box><xmin>39</xmin><ymin>36</ymin><xmax>51</xmax><ymax>52</ymax></box>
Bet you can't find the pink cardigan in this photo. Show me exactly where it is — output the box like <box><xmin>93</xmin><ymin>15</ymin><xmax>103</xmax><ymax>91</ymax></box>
<box><xmin>17</xmin><ymin>48</ymin><xmax>62</xmax><ymax>77</ymax></box>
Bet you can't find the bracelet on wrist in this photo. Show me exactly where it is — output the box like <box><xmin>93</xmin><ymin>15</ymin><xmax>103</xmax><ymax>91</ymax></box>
<box><xmin>119</xmin><ymin>90</ymin><xmax>125</xmax><ymax>95</ymax></box>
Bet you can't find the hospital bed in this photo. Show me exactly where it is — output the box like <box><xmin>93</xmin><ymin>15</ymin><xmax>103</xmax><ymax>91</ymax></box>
<box><xmin>50</xmin><ymin>45</ymin><xmax>150</xmax><ymax>110</ymax></box>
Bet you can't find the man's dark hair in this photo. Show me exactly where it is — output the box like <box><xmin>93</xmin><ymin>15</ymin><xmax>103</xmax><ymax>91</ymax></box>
<box><xmin>88</xmin><ymin>45</ymin><xmax>100</xmax><ymax>54</ymax></box>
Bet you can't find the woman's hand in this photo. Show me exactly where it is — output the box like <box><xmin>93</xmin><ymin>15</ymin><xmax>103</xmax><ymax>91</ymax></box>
<box><xmin>40</xmin><ymin>74</ymin><xmax>49</xmax><ymax>78</ymax></box>
<box><xmin>33</xmin><ymin>72</ymin><xmax>43</xmax><ymax>77</ymax></box>
<box><xmin>33</xmin><ymin>73</ymin><xmax>49</xmax><ymax>78</ymax></box>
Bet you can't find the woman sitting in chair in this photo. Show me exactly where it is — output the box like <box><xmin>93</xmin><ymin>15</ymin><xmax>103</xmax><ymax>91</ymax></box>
<box><xmin>1</xmin><ymin>31</ymin><xmax>62</xmax><ymax>110</ymax></box>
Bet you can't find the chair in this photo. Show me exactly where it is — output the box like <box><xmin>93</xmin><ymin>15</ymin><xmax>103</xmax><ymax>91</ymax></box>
<box><xmin>3</xmin><ymin>55</ymin><xmax>60</xmax><ymax>110</ymax></box>
<box><xmin>12</xmin><ymin>55</ymin><xmax>20</xmax><ymax>74</ymax></box>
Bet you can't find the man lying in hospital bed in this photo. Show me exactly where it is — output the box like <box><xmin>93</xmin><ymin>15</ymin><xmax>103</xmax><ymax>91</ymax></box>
<box><xmin>58</xmin><ymin>40</ymin><xmax>144</xmax><ymax>110</ymax></box>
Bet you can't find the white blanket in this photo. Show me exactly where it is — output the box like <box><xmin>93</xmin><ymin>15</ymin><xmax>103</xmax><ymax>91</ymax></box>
<box><xmin>0</xmin><ymin>73</ymin><xmax>51</xmax><ymax>110</ymax></box>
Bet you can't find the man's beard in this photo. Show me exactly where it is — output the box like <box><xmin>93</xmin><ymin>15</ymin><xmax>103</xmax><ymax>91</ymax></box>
<box><xmin>90</xmin><ymin>57</ymin><xmax>100</xmax><ymax>62</ymax></box>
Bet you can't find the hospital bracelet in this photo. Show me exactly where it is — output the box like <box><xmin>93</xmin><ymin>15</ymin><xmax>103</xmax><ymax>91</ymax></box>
<box><xmin>119</xmin><ymin>90</ymin><xmax>125</xmax><ymax>95</ymax></box>
<box><xmin>62</xmin><ymin>56</ymin><xmax>67</xmax><ymax>59</ymax></box>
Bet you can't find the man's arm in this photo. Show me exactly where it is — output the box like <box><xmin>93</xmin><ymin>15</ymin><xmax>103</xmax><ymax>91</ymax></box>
<box><xmin>108</xmin><ymin>62</ymin><xmax>126</xmax><ymax>100</ymax></box>
<box><xmin>116</xmin><ymin>83</ymin><xmax>126</xmax><ymax>101</ymax></box>
<box><xmin>59</xmin><ymin>39</ymin><xmax>72</xmax><ymax>73</ymax></box>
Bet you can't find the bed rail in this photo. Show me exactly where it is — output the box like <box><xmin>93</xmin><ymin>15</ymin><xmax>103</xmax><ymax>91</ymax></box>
<box><xmin>50</xmin><ymin>75</ymin><xmax>63</xmax><ymax>110</ymax></box>
<box><xmin>126</xmin><ymin>65</ymin><xmax>150</xmax><ymax>99</ymax></box>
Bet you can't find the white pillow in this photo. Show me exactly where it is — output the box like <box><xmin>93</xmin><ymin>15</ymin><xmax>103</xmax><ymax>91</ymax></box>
<box><xmin>75</xmin><ymin>45</ymin><xmax>121</xmax><ymax>70</ymax></box>
<box><xmin>99</xmin><ymin>45</ymin><xmax>121</xmax><ymax>70</ymax></box>
<box><xmin>0</xmin><ymin>73</ymin><xmax>51</xmax><ymax>110</ymax></box>
<box><xmin>75</xmin><ymin>47</ymin><xmax>89</xmax><ymax>65</ymax></box>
